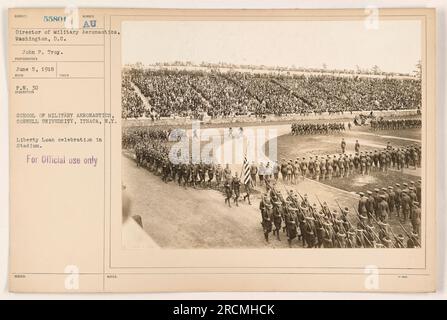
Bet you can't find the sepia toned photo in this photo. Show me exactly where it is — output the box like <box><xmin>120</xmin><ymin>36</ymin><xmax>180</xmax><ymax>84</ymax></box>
<box><xmin>7</xmin><ymin>7</ymin><xmax>437</xmax><ymax>293</ymax></box>
<box><xmin>121</xmin><ymin>19</ymin><xmax>423</xmax><ymax>250</ymax></box>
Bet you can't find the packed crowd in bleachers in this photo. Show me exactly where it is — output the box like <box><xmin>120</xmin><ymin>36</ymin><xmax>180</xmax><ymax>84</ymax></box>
<box><xmin>122</xmin><ymin>68</ymin><xmax>421</xmax><ymax>120</ymax></box>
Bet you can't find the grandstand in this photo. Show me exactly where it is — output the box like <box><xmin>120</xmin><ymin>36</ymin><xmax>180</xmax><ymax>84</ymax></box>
<box><xmin>122</xmin><ymin>65</ymin><xmax>421</xmax><ymax>121</ymax></box>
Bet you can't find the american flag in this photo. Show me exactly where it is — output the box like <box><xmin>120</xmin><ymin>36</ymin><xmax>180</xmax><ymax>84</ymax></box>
<box><xmin>242</xmin><ymin>154</ymin><xmax>251</xmax><ymax>185</ymax></box>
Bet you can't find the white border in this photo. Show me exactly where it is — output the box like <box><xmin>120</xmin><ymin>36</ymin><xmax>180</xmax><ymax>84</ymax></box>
<box><xmin>0</xmin><ymin>0</ymin><xmax>445</xmax><ymax>300</ymax></box>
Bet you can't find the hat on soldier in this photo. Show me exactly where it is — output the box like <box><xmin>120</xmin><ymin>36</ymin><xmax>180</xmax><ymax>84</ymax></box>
<box><xmin>395</xmin><ymin>183</ymin><xmax>400</xmax><ymax>187</ymax></box>
<box><xmin>403</xmin><ymin>183</ymin><xmax>408</xmax><ymax>187</ymax></box>
<box><xmin>374</xmin><ymin>188</ymin><xmax>379</xmax><ymax>192</ymax></box>
<box><xmin>367</xmin><ymin>190</ymin><xmax>372</xmax><ymax>195</ymax></box>
<box><xmin>388</xmin><ymin>186</ymin><xmax>393</xmax><ymax>190</ymax></box>
<box><xmin>381</xmin><ymin>187</ymin><xmax>387</xmax><ymax>191</ymax></box>
<box><xmin>397</xmin><ymin>234</ymin><xmax>405</xmax><ymax>241</ymax></box>
<box><xmin>359</xmin><ymin>192</ymin><xmax>364</xmax><ymax>196</ymax></box>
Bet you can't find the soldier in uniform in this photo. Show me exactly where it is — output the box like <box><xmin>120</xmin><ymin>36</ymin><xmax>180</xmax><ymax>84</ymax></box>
<box><xmin>355</xmin><ymin>140</ymin><xmax>360</xmax><ymax>153</ymax></box>
<box><xmin>272</xmin><ymin>199</ymin><xmax>283</xmax><ymax>240</ymax></box>
<box><xmin>232</xmin><ymin>173</ymin><xmax>241</xmax><ymax>207</ymax></box>
<box><xmin>373</xmin><ymin>188</ymin><xmax>381</xmax><ymax>219</ymax></box>
<box><xmin>308</xmin><ymin>157</ymin><xmax>315</xmax><ymax>179</ymax></box>
<box><xmin>224</xmin><ymin>179</ymin><xmax>233</xmax><ymax>208</ymax></box>
<box><xmin>360</xmin><ymin>153</ymin><xmax>367</xmax><ymax>175</ymax></box>
<box><xmin>411</xmin><ymin>201</ymin><xmax>421</xmax><ymax>236</ymax></box>
<box><xmin>286</xmin><ymin>160</ymin><xmax>293</xmax><ymax>183</ymax></box>
<box><xmin>222</xmin><ymin>163</ymin><xmax>231</xmax><ymax>181</ymax></box>
<box><xmin>250</xmin><ymin>161</ymin><xmax>258</xmax><ymax>186</ymax></box>
<box><xmin>387</xmin><ymin>186</ymin><xmax>396</xmax><ymax>217</ymax></box>
<box><xmin>322</xmin><ymin>221</ymin><xmax>334</xmax><ymax>248</ymax></box>
<box><xmin>358</xmin><ymin>192</ymin><xmax>368</xmax><ymax>217</ymax></box>
<box><xmin>377</xmin><ymin>194</ymin><xmax>390</xmax><ymax>221</ymax></box>
<box><xmin>341</xmin><ymin>138</ymin><xmax>346</xmax><ymax>154</ymax></box>
<box><xmin>280</xmin><ymin>159</ymin><xmax>288</xmax><ymax>182</ymax></box>
<box><xmin>243</xmin><ymin>179</ymin><xmax>252</xmax><ymax>205</ymax></box>
<box><xmin>191</xmin><ymin>163</ymin><xmax>199</xmax><ymax>188</ymax></box>
<box><xmin>258</xmin><ymin>162</ymin><xmax>265</xmax><ymax>186</ymax></box>
<box><xmin>401</xmin><ymin>188</ymin><xmax>411</xmax><ymax>222</ymax></box>
<box><xmin>320</xmin><ymin>158</ymin><xmax>327</xmax><ymax>181</ymax></box>
<box><xmin>304</xmin><ymin>216</ymin><xmax>317</xmax><ymax>248</ymax></box>
<box><xmin>207</xmin><ymin>162</ymin><xmax>215</xmax><ymax>187</ymax></box>
<box><xmin>215</xmin><ymin>164</ymin><xmax>223</xmax><ymax>186</ymax></box>
<box><xmin>198</xmin><ymin>161</ymin><xmax>206</xmax><ymax>186</ymax></box>
<box><xmin>416</xmin><ymin>180</ymin><xmax>422</xmax><ymax>204</ymax></box>
<box><xmin>366</xmin><ymin>190</ymin><xmax>375</xmax><ymax>221</ymax></box>
<box><xmin>261</xmin><ymin>202</ymin><xmax>273</xmax><ymax>242</ymax></box>
<box><xmin>314</xmin><ymin>156</ymin><xmax>321</xmax><ymax>181</ymax></box>
<box><xmin>327</xmin><ymin>155</ymin><xmax>333</xmax><ymax>180</ymax></box>
<box><xmin>293</xmin><ymin>160</ymin><xmax>301</xmax><ymax>184</ymax></box>
<box><xmin>286</xmin><ymin>211</ymin><xmax>298</xmax><ymax>247</ymax></box>
<box><xmin>394</xmin><ymin>183</ymin><xmax>402</xmax><ymax>217</ymax></box>
<box><xmin>301</xmin><ymin>157</ymin><xmax>308</xmax><ymax>178</ymax></box>
<box><xmin>273</xmin><ymin>160</ymin><xmax>280</xmax><ymax>182</ymax></box>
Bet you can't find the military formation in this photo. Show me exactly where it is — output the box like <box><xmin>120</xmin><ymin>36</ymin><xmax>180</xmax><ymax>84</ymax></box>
<box><xmin>123</xmin><ymin>123</ymin><xmax>422</xmax><ymax>249</ymax></box>
<box><xmin>122</xmin><ymin>127</ymin><xmax>172</xmax><ymax>150</ymax></box>
<box><xmin>370</xmin><ymin>118</ymin><xmax>422</xmax><ymax>131</ymax></box>
<box><xmin>124</xmin><ymin>127</ymin><xmax>252</xmax><ymax>207</ymax></box>
<box><xmin>291</xmin><ymin>122</ymin><xmax>346</xmax><ymax>135</ymax></box>
<box><xmin>272</xmin><ymin>144</ymin><xmax>421</xmax><ymax>184</ymax></box>
<box><xmin>259</xmin><ymin>180</ymin><xmax>421</xmax><ymax>248</ymax></box>
<box><xmin>357</xmin><ymin>180</ymin><xmax>422</xmax><ymax>236</ymax></box>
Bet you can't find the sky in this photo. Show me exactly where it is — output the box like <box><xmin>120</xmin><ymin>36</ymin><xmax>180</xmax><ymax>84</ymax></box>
<box><xmin>122</xmin><ymin>19</ymin><xmax>421</xmax><ymax>74</ymax></box>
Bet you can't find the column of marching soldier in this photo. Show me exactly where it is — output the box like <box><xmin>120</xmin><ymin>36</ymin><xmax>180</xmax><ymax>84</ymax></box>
<box><xmin>132</xmin><ymin>138</ymin><xmax>421</xmax><ymax>190</ymax></box>
<box><xmin>272</xmin><ymin>142</ymin><xmax>421</xmax><ymax>183</ymax></box>
<box><xmin>259</xmin><ymin>179</ymin><xmax>421</xmax><ymax>248</ymax></box>
<box><xmin>370</xmin><ymin>118</ymin><xmax>422</xmax><ymax>131</ymax></box>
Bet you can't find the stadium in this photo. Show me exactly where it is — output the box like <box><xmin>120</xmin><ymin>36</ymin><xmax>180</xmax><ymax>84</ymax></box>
<box><xmin>121</xmin><ymin>64</ymin><xmax>422</xmax><ymax>249</ymax></box>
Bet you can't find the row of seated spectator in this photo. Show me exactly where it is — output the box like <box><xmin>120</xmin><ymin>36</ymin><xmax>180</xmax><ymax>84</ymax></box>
<box><xmin>122</xmin><ymin>68</ymin><xmax>421</xmax><ymax>119</ymax></box>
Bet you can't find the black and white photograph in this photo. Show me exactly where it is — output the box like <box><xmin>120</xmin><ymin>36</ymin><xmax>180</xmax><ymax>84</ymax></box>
<box><xmin>120</xmin><ymin>18</ymin><xmax>423</xmax><ymax>250</ymax></box>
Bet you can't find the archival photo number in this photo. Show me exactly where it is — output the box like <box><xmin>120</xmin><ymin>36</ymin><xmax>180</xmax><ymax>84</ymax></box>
<box><xmin>120</xmin><ymin>18</ymin><xmax>423</xmax><ymax>250</ymax></box>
